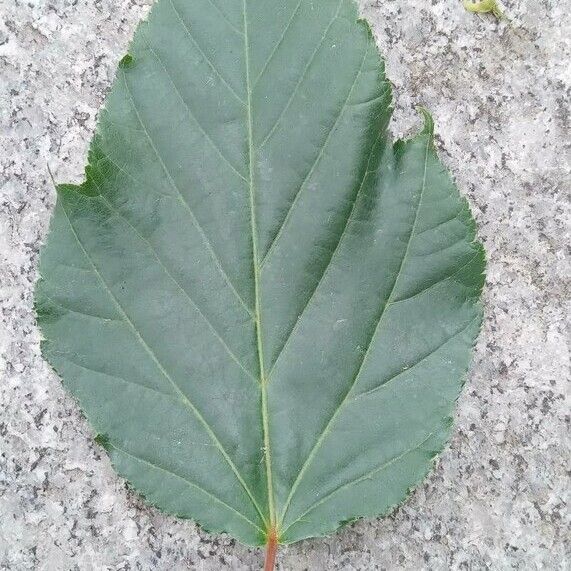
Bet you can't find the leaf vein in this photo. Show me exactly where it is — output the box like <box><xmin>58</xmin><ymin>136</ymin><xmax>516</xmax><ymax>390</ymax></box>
<box><xmin>106</xmin><ymin>441</ymin><xmax>264</xmax><ymax>532</ymax></box>
<box><xmin>257</xmin><ymin>0</ymin><xmax>344</xmax><ymax>149</ymax></box>
<box><xmin>53</xmin><ymin>351</ymin><xmax>176</xmax><ymax>399</ymax></box>
<box><xmin>390</xmin><ymin>249</ymin><xmax>482</xmax><ymax>305</ymax></box>
<box><xmin>281</xmin><ymin>432</ymin><xmax>435</xmax><ymax>534</ymax></box>
<box><xmin>140</xmin><ymin>38</ymin><xmax>249</xmax><ymax>183</ymax></box>
<box><xmin>352</xmin><ymin>316</ymin><xmax>480</xmax><ymax>400</ymax></box>
<box><xmin>414</xmin><ymin>210</ymin><xmax>462</xmax><ymax>238</ymax></box>
<box><xmin>58</xmin><ymin>200</ymin><xmax>268</xmax><ymax>527</ymax></box>
<box><xmin>200</xmin><ymin>0</ymin><xmax>244</xmax><ymax>36</ymax></box>
<box><xmin>41</xmin><ymin>293</ymin><xmax>121</xmax><ymax>322</ymax></box>
<box><xmin>252</xmin><ymin>0</ymin><xmax>304</xmax><ymax>87</ymax></box>
<box><xmin>260</xmin><ymin>48</ymin><xmax>373</xmax><ymax>267</ymax></box>
<box><xmin>242</xmin><ymin>0</ymin><xmax>275</xmax><ymax>529</ymax></box>
<box><xmin>267</xmin><ymin>93</ymin><xmax>384</xmax><ymax>379</ymax></box>
<box><xmin>167</xmin><ymin>0</ymin><xmax>246</xmax><ymax>105</ymax></box>
<box><xmin>92</xmin><ymin>190</ymin><xmax>257</xmax><ymax>382</ymax></box>
<box><xmin>118</xmin><ymin>73</ymin><xmax>254</xmax><ymax>316</ymax></box>
<box><xmin>278</xmin><ymin>133</ymin><xmax>433</xmax><ymax>526</ymax></box>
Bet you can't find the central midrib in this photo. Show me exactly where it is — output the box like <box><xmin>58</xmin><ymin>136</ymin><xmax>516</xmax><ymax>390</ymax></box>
<box><xmin>242</xmin><ymin>0</ymin><xmax>276</xmax><ymax>537</ymax></box>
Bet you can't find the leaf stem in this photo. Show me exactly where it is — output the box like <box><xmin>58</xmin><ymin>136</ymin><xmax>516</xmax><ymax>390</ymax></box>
<box><xmin>263</xmin><ymin>527</ymin><xmax>278</xmax><ymax>571</ymax></box>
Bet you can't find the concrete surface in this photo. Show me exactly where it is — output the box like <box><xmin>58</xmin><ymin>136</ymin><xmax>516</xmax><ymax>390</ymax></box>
<box><xmin>0</xmin><ymin>0</ymin><xmax>569</xmax><ymax>569</ymax></box>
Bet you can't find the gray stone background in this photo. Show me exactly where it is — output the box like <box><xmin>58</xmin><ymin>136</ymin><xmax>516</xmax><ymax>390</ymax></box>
<box><xmin>0</xmin><ymin>0</ymin><xmax>569</xmax><ymax>568</ymax></box>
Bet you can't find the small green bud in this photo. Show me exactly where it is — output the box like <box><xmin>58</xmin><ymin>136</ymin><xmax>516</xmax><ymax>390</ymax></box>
<box><xmin>463</xmin><ymin>0</ymin><xmax>505</xmax><ymax>20</ymax></box>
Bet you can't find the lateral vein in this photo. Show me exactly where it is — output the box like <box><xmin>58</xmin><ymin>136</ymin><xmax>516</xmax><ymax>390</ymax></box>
<box><xmin>58</xmin><ymin>200</ymin><xmax>268</xmax><ymax>528</ymax></box>
<box><xmin>281</xmin><ymin>432</ymin><xmax>435</xmax><ymax>534</ymax></box>
<box><xmin>352</xmin><ymin>316</ymin><xmax>480</xmax><ymax>401</ymax></box>
<box><xmin>139</xmin><ymin>39</ymin><xmax>248</xmax><ymax>182</ymax></box>
<box><xmin>167</xmin><ymin>0</ymin><xmax>246</xmax><ymax>105</ymax></box>
<box><xmin>252</xmin><ymin>0</ymin><xmax>304</xmax><ymax>87</ymax></box>
<box><xmin>266</xmin><ymin>60</ymin><xmax>383</xmax><ymax>380</ymax></box>
<box><xmin>257</xmin><ymin>0</ymin><xmax>344</xmax><ymax>149</ymax></box>
<box><xmin>108</xmin><ymin>442</ymin><xmax>264</xmax><ymax>532</ymax></box>
<box><xmin>94</xmin><ymin>192</ymin><xmax>257</xmax><ymax>382</ymax></box>
<box><xmin>260</xmin><ymin>47</ymin><xmax>374</xmax><ymax>268</ymax></box>
<box><xmin>119</xmin><ymin>72</ymin><xmax>254</xmax><ymax>317</ymax></box>
<box><xmin>278</xmin><ymin>132</ymin><xmax>433</xmax><ymax>527</ymax></box>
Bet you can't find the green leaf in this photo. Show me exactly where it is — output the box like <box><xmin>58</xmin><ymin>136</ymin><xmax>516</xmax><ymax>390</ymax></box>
<box><xmin>36</xmin><ymin>0</ymin><xmax>485</xmax><ymax>556</ymax></box>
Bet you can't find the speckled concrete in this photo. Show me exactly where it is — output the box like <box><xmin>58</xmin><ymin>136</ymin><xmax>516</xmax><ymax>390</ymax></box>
<box><xmin>1</xmin><ymin>0</ymin><xmax>569</xmax><ymax>569</ymax></box>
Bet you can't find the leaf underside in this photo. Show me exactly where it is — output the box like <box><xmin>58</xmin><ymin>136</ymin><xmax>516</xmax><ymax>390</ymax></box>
<box><xmin>36</xmin><ymin>0</ymin><xmax>485</xmax><ymax>546</ymax></box>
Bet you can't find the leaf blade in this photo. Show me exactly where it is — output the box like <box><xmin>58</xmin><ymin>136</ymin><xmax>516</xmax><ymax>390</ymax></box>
<box><xmin>36</xmin><ymin>0</ymin><xmax>485</xmax><ymax>549</ymax></box>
